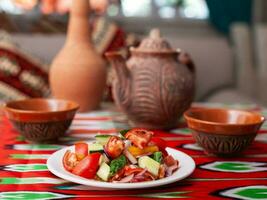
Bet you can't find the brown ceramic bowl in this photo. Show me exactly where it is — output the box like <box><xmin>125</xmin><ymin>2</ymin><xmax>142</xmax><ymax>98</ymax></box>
<box><xmin>184</xmin><ymin>108</ymin><xmax>265</xmax><ymax>156</ymax></box>
<box><xmin>4</xmin><ymin>98</ymin><xmax>79</xmax><ymax>143</ymax></box>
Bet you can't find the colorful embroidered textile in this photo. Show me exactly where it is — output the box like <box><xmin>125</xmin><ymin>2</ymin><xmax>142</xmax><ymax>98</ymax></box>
<box><xmin>0</xmin><ymin>103</ymin><xmax>266</xmax><ymax>200</ymax></box>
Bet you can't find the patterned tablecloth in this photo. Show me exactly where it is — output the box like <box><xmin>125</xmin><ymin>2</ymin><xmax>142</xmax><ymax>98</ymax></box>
<box><xmin>0</xmin><ymin>103</ymin><xmax>267</xmax><ymax>200</ymax></box>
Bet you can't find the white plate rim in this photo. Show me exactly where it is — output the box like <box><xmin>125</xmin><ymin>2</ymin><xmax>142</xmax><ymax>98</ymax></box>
<box><xmin>47</xmin><ymin>144</ymin><xmax>195</xmax><ymax>189</ymax></box>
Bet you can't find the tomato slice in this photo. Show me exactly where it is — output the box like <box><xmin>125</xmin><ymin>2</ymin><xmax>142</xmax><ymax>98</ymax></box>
<box><xmin>104</xmin><ymin>136</ymin><xmax>124</xmax><ymax>159</ymax></box>
<box><xmin>164</xmin><ymin>155</ymin><xmax>177</xmax><ymax>167</ymax></box>
<box><xmin>150</xmin><ymin>137</ymin><xmax>167</xmax><ymax>155</ymax></box>
<box><xmin>63</xmin><ymin>150</ymin><xmax>78</xmax><ymax>172</ymax></box>
<box><xmin>75</xmin><ymin>142</ymin><xmax>88</xmax><ymax>161</ymax></box>
<box><xmin>72</xmin><ymin>153</ymin><xmax>101</xmax><ymax>179</ymax></box>
<box><xmin>125</xmin><ymin>128</ymin><xmax>153</xmax><ymax>149</ymax></box>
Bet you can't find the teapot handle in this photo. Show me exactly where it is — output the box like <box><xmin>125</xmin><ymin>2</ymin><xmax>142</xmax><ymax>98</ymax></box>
<box><xmin>176</xmin><ymin>49</ymin><xmax>195</xmax><ymax>74</ymax></box>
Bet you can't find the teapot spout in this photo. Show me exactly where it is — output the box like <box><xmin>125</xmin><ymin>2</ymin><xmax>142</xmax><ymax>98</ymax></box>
<box><xmin>105</xmin><ymin>51</ymin><xmax>130</xmax><ymax>86</ymax></box>
<box><xmin>105</xmin><ymin>51</ymin><xmax>131</xmax><ymax>108</ymax></box>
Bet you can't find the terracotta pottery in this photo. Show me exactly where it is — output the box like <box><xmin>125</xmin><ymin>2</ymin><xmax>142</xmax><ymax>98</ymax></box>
<box><xmin>184</xmin><ymin>108</ymin><xmax>265</xmax><ymax>156</ymax></box>
<box><xmin>4</xmin><ymin>98</ymin><xmax>79</xmax><ymax>143</ymax></box>
<box><xmin>49</xmin><ymin>0</ymin><xmax>106</xmax><ymax>112</ymax></box>
<box><xmin>106</xmin><ymin>29</ymin><xmax>195</xmax><ymax>130</ymax></box>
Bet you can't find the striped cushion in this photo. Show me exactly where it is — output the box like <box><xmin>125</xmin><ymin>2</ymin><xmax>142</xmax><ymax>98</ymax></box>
<box><xmin>0</xmin><ymin>31</ymin><xmax>49</xmax><ymax>101</ymax></box>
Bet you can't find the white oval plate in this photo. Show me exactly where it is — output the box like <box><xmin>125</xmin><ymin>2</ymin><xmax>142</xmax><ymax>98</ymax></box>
<box><xmin>47</xmin><ymin>144</ymin><xmax>195</xmax><ymax>190</ymax></box>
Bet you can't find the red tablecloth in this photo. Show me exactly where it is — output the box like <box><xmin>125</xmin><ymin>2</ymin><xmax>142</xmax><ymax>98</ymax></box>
<box><xmin>0</xmin><ymin>103</ymin><xmax>267</xmax><ymax>200</ymax></box>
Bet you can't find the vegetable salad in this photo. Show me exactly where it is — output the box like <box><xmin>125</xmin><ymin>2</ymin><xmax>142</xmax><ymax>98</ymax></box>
<box><xmin>62</xmin><ymin>128</ymin><xmax>179</xmax><ymax>183</ymax></box>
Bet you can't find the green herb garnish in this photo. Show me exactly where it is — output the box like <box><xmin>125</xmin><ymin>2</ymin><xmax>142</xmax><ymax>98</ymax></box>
<box><xmin>153</xmin><ymin>151</ymin><xmax>163</xmax><ymax>163</ymax></box>
<box><xmin>119</xmin><ymin>129</ymin><xmax>130</xmax><ymax>138</ymax></box>
<box><xmin>110</xmin><ymin>155</ymin><xmax>127</xmax><ymax>176</ymax></box>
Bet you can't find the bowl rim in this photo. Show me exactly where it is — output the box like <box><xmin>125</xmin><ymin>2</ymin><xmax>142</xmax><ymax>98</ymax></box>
<box><xmin>184</xmin><ymin>107</ymin><xmax>265</xmax><ymax>127</ymax></box>
<box><xmin>3</xmin><ymin>98</ymin><xmax>80</xmax><ymax>114</ymax></box>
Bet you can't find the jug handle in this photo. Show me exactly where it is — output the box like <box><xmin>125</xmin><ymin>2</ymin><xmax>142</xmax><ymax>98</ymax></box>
<box><xmin>176</xmin><ymin>49</ymin><xmax>195</xmax><ymax>74</ymax></box>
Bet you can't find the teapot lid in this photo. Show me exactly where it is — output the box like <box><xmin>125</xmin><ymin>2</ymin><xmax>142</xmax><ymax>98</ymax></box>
<box><xmin>132</xmin><ymin>29</ymin><xmax>173</xmax><ymax>52</ymax></box>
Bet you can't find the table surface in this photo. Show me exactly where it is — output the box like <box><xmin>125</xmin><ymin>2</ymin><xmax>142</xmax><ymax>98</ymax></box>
<box><xmin>0</xmin><ymin>103</ymin><xmax>267</xmax><ymax>200</ymax></box>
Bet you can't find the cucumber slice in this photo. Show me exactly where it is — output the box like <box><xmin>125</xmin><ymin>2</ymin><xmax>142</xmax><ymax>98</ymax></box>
<box><xmin>97</xmin><ymin>162</ymin><xmax>110</xmax><ymax>181</ymax></box>
<box><xmin>89</xmin><ymin>143</ymin><xmax>104</xmax><ymax>153</ymax></box>
<box><xmin>95</xmin><ymin>135</ymin><xmax>111</xmax><ymax>145</ymax></box>
<box><xmin>99</xmin><ymin>154</ymin><xmax>110</xmax><ymax>164</ymax></box>
<box><xmin>138</xmin><ymin>156</ymin><xmax>160</xmax><ymax>177</ymax></box>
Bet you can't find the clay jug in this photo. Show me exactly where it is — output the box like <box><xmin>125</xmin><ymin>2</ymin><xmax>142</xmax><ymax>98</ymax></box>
<box><xmin>106</xmin><ymin>29</ymin><xmax>195</xmax><ymax>130</ymax></box>
<box><xmin>49</xmin><ymin>0</ymin><xmax>106</xmax><ymax>112</ymax></box>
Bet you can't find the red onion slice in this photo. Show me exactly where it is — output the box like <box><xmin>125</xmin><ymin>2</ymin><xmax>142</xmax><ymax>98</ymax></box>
<box><xmin>113</xmin><ymin>174</ymin><xmax>134</xmax><ymax>183</ymax></box>
<box><xmin>134</xmin><ymin>169</ymin><xmax>147</xmax><ymax>182</ymax></box>
<box><xmin>123</xmin><ymin>149</ymin><xmax>137</xmax><ymax>164</ymax></box>
<box><xmin>124</xmin><ymin>140</ymin><xmax>132</xmax><ymax>148</ymax></box>
<box><xmin>166</xmin><ymin>162</ymin><xmax>178</xmax><ymax>177</ymax></box>
<box><xmin>129</xmin><ymin>164</ymin><xmax>138</xmax><ymax>168</ymax></box>
<box><xmin>135</xmin><ymin>169</ymin><xmax>147</xmax><ymax>177</ymax></box>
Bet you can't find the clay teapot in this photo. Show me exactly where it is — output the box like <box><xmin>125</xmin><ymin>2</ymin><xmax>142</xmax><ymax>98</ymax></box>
<box><xmin>106</xmin><ymin>29</ymin><xmax>195</xmax><ymax>130</ymax></box>
<box><xmin>49</xmin><ymin>0</ymin><xmax>106</xmax><ymax>112</ymax></box>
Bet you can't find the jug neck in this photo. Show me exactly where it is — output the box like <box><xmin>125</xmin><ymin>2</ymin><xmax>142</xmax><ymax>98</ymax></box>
<box><xmin>66</xmin><ymin>0</ymin><xmax>92</xmax><ymax>45</ymax></box>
